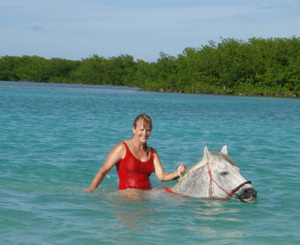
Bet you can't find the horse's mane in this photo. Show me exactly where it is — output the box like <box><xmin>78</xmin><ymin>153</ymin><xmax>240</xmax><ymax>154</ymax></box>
<box><xmin>211</xmin><ymin>152</ymin><xmax>238</xmax><ymax>167</ymax></box>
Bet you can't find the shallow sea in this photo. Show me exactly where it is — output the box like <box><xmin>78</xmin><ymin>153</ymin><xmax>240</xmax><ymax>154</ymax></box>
<box><xmin>1</xmin><ymin>81</ymin><xmax>300</xmax><ymax>244</ymax></box>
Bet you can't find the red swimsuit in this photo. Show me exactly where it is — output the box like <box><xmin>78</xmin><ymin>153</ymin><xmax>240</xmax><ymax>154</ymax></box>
<box><xmin>116</xmin><ymin>142</ymin><xmax>154</xmax><ymax>190</ymax></box>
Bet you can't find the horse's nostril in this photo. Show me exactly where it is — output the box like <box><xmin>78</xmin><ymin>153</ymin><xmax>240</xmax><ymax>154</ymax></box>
<box><xmin>242</xmin><ymin>187</ymin><xmax>257</xmax><ymax>196</ymax></box>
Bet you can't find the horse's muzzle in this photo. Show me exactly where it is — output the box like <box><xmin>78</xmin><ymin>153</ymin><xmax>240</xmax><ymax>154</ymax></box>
<box><xmin>238</xmin><ymin>187</ymin><xmax>257</xmax><ymax>202</ymax></box>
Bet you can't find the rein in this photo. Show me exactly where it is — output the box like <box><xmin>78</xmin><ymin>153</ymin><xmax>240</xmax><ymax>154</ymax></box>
<box><xmin>164</xmin><ymin>185</ymin><xmax>191</xmax><ymax>198</ymax></box>
<box><xmin>206</xmin><ymin>162</ymin><xmax>251</xmax><ymax>200</ymax></box>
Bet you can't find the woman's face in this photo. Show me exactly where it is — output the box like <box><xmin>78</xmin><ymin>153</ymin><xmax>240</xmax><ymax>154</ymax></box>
<box><xmin>132</xmin><ymin>119</ymin><xmax>151</xmax><ymax>143</ymax></box>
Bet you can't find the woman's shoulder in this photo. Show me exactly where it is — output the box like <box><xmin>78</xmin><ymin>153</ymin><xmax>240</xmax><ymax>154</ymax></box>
<box><xmin>120</xmin><ymin>140</ymin><xmax>131</xmax><ymax>148</ymax></box>
<box><xmin>150</xmin><ymin>146</ymin><xmax>158</xmax><ymax>154</ymax></box>
<box><xmin>115</xmin><ymin>141</ymin><xmax>128</xmax><ymax>150</ymax></box>
<box><xmin>110</xmin><ymin>141</ymin><xmax>127</xmax><ymax>156</ymax></box>
<box><xmin>107</xmin><ymin>142</ymin><xmax>127</xmax><ymax>161</ymax></box>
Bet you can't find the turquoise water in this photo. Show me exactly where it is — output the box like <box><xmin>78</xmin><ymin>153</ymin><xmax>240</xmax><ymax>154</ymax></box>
<box><xmin>1</xmin><ymin>81</ymin><xmax>300</xmax><ymax>244</ymax></box>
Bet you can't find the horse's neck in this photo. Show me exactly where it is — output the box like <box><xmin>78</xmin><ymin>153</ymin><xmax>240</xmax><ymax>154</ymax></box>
<box><xmin>173</xmin><ymin>159</ymin><xmax>211</xmax><ymax>198</ymax></box>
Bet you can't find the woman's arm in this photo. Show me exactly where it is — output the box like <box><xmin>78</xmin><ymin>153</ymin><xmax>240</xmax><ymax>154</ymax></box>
<box><xmin>153</xmin><ymin>149</ymin><xmax>186</xmax><ymax>182</ymax></box>
<box><xmin>85</xmin><ymin>143</ymin><xmax>125</xmax><ymax>192</ymax></box>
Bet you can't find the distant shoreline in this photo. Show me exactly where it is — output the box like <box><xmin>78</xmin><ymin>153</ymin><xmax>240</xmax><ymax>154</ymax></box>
<box><xmin>3</xmin><ymin>80</ymin><xmax>298</xmax><ymax>98</ymax></box>
<box><xmin>1</xmin><ymin>37</ymin><xmax>299</xmax><ymax>98</ymax></box>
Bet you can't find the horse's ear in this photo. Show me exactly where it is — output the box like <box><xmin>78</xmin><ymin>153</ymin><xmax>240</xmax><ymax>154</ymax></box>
<box><xmin>221</xmin><ymin>145</ymin><xmax>228</xmax><ymax>155</ymax></box>
<box><xmin>204</xmin><ymin>146</ymin><xmax>211</xmax><ymax>160</ymax></box>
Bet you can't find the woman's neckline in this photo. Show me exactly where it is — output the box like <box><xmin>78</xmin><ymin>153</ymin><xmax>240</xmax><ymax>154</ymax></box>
<box><xmin>123</xmin><ymin>141</ymin><xmax>150</xmax><ymax>162</ymax></box>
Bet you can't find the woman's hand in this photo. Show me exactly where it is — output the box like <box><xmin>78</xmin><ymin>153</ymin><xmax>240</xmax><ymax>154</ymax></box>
<box><xmin>177</xmin><ymin>164</ymin><xmax>187</xmax><ymax>177</ymax></box>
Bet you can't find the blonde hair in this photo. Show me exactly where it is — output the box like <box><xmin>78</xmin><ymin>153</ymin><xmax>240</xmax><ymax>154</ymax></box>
<box><xmin>133</xmin><ymin>114</ymin><xmax>152</xmax><ymax>131</ymax></box>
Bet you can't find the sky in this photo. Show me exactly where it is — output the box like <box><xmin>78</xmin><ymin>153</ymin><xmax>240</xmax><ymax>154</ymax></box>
<box><xmin>1</xmin><ymin>0</ymin><xmax>300</xmax><ymax>62</ymax></box>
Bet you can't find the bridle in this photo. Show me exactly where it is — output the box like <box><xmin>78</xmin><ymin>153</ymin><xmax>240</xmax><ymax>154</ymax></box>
<box><xmin>206</xmin><ymin>162</ymin><xmax>251</xmax><ymax>201</ymax></box>
<box><xmin>164</xmin><ymin>161</ymin><xmax>252</xmax><ymax>200</ymax></box>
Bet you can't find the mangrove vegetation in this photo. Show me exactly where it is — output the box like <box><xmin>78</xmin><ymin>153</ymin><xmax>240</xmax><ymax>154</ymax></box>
<box><xmin>1</xmin><ymin>37</ymin><xmax>299</xmax><ymax>97</ymax></box>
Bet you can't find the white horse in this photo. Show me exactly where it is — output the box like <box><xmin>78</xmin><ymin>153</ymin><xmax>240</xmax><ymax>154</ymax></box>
<box><xmin>165</xmin><ymin>146</ymin><xmax>257</xmax><ymax>202</ymax></box>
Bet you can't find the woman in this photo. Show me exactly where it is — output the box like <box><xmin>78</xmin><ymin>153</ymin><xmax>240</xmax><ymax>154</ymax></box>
<box><xmin>85</xmin><ymin>114</ymin><xmax>186</xmax><ymax>192</ymax></box>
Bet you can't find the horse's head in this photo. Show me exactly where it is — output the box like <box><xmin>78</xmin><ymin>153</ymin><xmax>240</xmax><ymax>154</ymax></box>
<box><xmin>169</xmin><ymin>146</ymin><xmax>257</xmax><ymax>202</ymax></box>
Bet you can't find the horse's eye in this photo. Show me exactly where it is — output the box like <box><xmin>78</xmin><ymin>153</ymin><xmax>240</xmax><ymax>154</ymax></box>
<box><xmin>220</xmin><ymin>171</ymin><xmax>228</xmax><ymax>176</ymax></box>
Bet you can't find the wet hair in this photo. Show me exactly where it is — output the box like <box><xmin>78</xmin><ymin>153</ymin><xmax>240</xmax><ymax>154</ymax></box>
<box><xmin>133</xmin><ymin>114</ymin><xmax>152</xmax><ymax>131</ymax></box>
